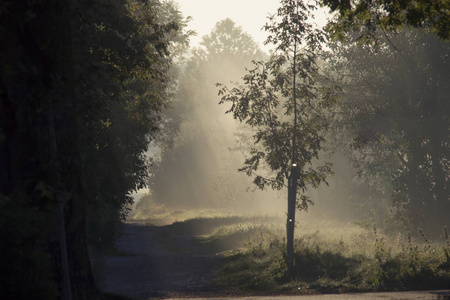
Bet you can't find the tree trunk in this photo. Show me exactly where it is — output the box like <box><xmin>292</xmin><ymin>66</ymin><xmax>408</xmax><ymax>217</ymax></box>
<box><xmin>0</xmin><ymin>0</ymin><xmax>104</xmax><ymax>298</ymax></box>
<box><xmin>66</xmin><ymin>190</ymin><xmax>102</xmax><ymax>300</ymax></box>
<box><xmin>287</xmin><ymin>164</ymin><xmax>298</xmax><ymax>274</ymax></box>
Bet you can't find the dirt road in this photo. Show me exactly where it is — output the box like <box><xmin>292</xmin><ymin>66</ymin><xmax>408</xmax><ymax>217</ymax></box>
<box><xmin>97</xmin><ymin>220</ymin><xmax>450</xmax><ymax>300</ymax></box>
<box><xmin>97</xmin><ymin>220</ymin><xmax>225</xmax><ymax>299</ymax></box>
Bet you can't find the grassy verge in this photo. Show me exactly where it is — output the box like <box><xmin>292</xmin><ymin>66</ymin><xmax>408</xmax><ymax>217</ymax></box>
<box><xmin>131</xmin><ymin>204</ymin><xmax>450</xmax><ymax>295</ymax></box>
<box><xmin>214</xmin><ymin>219</ymin><xmax>450</xmax><ymax>295</ymax></box>
<box><xmin>131</xmin><ymin>199</ymin><xmax>247</xmax><ymax>226</ymax></box>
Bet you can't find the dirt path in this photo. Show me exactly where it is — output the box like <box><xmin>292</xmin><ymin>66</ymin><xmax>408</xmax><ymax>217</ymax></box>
<box><xmin>97</xmin><ymin>221</ymin><xmax>225</xmax><ymax>299</ymax></box>
<box><xmin>96</xmin><ymin>219</ymin><xmax>450</xmax><ymax>300</ymax></box>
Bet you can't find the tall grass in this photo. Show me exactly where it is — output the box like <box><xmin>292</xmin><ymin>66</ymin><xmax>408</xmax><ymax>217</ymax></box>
<box><xmin>214</xmin><ymin>218</ymin><xmax>450</xmax><ymax>294</ymax></box>
<box><xmin>131</xmin><ymin>197</ymin><xmax>276</xmax><ymax>225</ymax></box>
<box><xmin>131</xmin><ymin>204</ymin><xmax>450</xmax><ymax>294</ymax></box>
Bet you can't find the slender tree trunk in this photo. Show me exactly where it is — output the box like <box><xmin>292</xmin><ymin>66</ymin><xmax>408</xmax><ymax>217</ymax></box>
<box><xmin>48</xmin><ymin>1</ymin><xmax>103</xmax><ymax>298</ymax></box>
<box><xmin>66</xmin><ymin>191</ymin><xmax>102</xmax><ymax>300</ymax></box>
<box><xmin>287</xmin><ymin>164</ymin><xmax>298</xmax><ymax>274</ymax></box>
<box><xmin>287</xmin><ymin>1</ymin><xmax>299</xmax><ymax>274</ymax></box>
<box><xmin>49</xmin><ymin>109</ymin><xmax>72</xmax><ymax>300</ymax></box>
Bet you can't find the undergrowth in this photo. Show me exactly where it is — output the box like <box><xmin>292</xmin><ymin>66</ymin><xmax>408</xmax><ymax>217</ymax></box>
<box><xmin>215</xmin><ymin>221</ymin><xmax>450</xmax><ymax>295</ymax></box>
<box><xmin>131</xmin><ymin>205</ymin><xmax>450</xmax><ymax>295</ymax></box>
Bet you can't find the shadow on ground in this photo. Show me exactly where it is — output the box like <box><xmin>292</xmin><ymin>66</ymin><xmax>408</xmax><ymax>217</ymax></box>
<box><xmin>95</xmin><ymin>216</ymin><xmax>266</xmax><ymax>299</ymax></box>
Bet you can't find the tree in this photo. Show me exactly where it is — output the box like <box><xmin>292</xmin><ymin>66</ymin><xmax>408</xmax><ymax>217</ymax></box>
<box><xmin>140</xmin><ymin>18</ymin><xmax>265</xmax><ymax>212</ymax></box>
<box><xmin>327</xmin><ymin>28</ymin><xmax>450</xmax><ymax>233</ymax></box>
<box><xmin>0</xmin><ymin>0</ymin><xmax>184</xmax><ymax>298</ymax></box>
<box><xmin>321</xmin><ymin>0</ymin><xmax>450</xmax><ymax>42</ymax></box>
<box><xmin>217</xmin><ymin>0</ymin><xmax>335</xmax><ymax>273</ymax></box>
<box><xmin>83</xmin><ymin>0</ymin><xmax>191</xmax><ymax>252</ymax></box>
<box><xmin>0</xmin><ymin>0</ymin><xmax>86</xmax><ymax>297</ymax></box>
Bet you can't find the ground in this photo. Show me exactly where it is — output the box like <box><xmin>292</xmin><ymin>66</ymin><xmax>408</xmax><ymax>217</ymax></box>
<box><xmin>96</xmin><ymin>220</ymin><xmax>227</xmax><ymax>299</ymax></box>
<box><xmin>95</xmin><ymin>218</ymin><xmax>450</xmax><ymax>300</ymax></box>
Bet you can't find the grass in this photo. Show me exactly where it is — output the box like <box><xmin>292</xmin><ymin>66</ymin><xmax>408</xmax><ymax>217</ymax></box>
<box><xmin>195</xmin><ymin>220</ymin><xmax>281</xmax><ymax>254</ymax></box>
<box><xmin>213</xmin><ymin>216</ymin><xmax>450</xmax><ymax>295</ymax></box>
<box><xmin>131</xmin><ymin>198</ymin><xmax>250</xmax><ymax>226</ymax></box>
<box><xmin>130</xmin><ymin>204</ymin><xmax>450</xmax><ymax>295</ymax></box>
<box><xmin>156</xmin><ymin>215</ymin><xmax>284</xmax><ymax>255</ymax></box>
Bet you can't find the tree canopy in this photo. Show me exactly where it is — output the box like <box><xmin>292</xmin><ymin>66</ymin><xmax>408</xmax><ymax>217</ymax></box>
<box><xmin>136</xmin><ymin>18</ymin><xmax>265</xmax><ymax>213</ymax></box>
<box><xmin>218</xmin><ymin>0</ymin><xmax>333</xmax><ymax>204</ymax></box>
<box><xmin>0</xmin><ymin>0</ymin><xmax>188</xmax><ymax>298</ymax></box>
<box><xmin>327</xmin><ymin>28</ymin><xmax>450</xmax><ymax>232</ymax></box>
<box><xmin>322</xmin><ymin>0</ymin><xmax>450</xmax><ymax>42</ymax></box>
<box><xmin>218</xmin><ymin>0</ymin><xmax>337</xmax><ymax>272</ymax></box>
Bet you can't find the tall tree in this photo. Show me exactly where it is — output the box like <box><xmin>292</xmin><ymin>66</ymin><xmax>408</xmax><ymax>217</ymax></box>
<box><xmin>0</xmin><ymin>0</ymin><xmax>183</xmax><ymax>298</ymax></box>
<box><xmin>0</xmin><ymin>0</ymin><xmax>85</xmax><ymax>297</ymax></box>
<box><xmin>218</xmin><ymin>0</ymin><xmax>335</xmax><ymax>272</ymax></box>
<box><xmin>327</xmin><ymin>28</ymin><xmax>450</xmax><ymax>233</ymax></box>
<box><xmin>139</xmin><ymin>18</ymin><xmax>265</xmax><ymax>212</ymax></box>
<box><xmin>83</xmin><ymin>0</ymin><xmax>191</xmax><ymax>251</ymax></box>
<box><xmin>321</xmin><ymin>0</ymin><xmax>450</xmax><ymax>43</ymax></box>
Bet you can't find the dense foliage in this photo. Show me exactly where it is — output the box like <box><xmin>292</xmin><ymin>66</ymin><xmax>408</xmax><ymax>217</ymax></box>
<box><xmin>320</xmin><ymin>0</ymin><xmax>450</xmax><ymax>234</ymax></box>
<box><xmin>322</xmin><ymin>0</ymin><xmax>450</xmax><ymax>42</ymax></box>
<box><xmin>0</xmin><ymin>0</ymin><xmax>187</xmax><ymax>298</ymax></box>
<box><xmin>327</xmin><ymin>28</ymin><xmax>450</xmax><ymax>233</ymax></box>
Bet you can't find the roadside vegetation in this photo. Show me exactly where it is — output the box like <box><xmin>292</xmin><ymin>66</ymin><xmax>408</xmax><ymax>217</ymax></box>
<box><xmin>133</xmin><ymin>206</ymin><xmax>450</xmax><ymax>295</ymax></box>
<box><xmin>213</xmin><ymin>217</ymin><xmax>450</xmax><ymax>295</ymax></box>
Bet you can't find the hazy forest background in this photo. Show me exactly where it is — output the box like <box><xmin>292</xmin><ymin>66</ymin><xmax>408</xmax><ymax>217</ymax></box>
<box><xmin>1</xmin><ymin>0</ymin><xmax>449</xmax><ymax>299</ymax></box>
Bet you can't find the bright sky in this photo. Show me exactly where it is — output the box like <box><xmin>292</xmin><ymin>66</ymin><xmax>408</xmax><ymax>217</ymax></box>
<box><xmin>178</xmin><ymin>0</ymin><xmax>281</xmax><ymax>52</ymax></box>
<box><xmin>178</xmin><ymin>0</ymin><xmax>329</xmax><ymax>52</ymax></box>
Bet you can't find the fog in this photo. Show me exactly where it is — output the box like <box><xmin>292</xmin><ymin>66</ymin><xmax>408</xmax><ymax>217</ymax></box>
<box><xmin>306</xmin><ymin>152</ymin><xmax>379</xmax><ymax>222</ymax></box>
<box><xmin>133</xmin><ymin>17</ymin><xmax>377</xmax><ymax>225</ymax></box>
<box><xmin>134</xmin><ymin>14</ymin><xmax>449</xmax><ymax>237</ymax></box>
<box><xmin>135</xmin><ymin>19</ymin><xmax>286</xmax><ymax>217</ymax></box>
<box><xmin>134</xmin><ymin>18</ymin><xmax>377</xmax><ymax>224</ymax></box>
